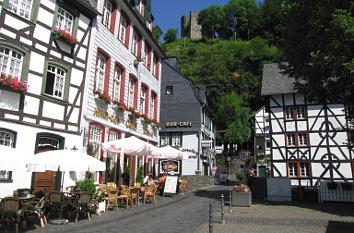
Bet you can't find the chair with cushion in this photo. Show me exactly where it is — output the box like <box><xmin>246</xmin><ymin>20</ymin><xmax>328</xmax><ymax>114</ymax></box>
<box><xmin>0</xmin><ymin>197</ymin><xmax>21</xmax><ymax>233</ymax></box>
<box><xmin>72</xmin><ymin>192</ymin><xmax>92</xmax><ymax>222</ymax></box>
<box><xmin>117</xmin><ymin>186</ymin><xmax>130</xmax><ymax>209</ymax></box>
<box><xmin>105</xmin><ymin>189</ymin><xmax>119</xmax><ymax>211</ymax></box>
<box><xmin>143</xmin><ymin>185</ymin><xmax>157</xmax><ymax>205</ymax></box>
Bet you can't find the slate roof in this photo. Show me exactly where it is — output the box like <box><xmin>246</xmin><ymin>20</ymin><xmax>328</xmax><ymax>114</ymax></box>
<box><xmin>73</xmin><ymin>0</ymin><xmax>99</xmax><ymax>18</ymax></box>
<box><xmin>261</xmin><ymin>63</ymin><xmax>296</xmax><ymax>96</ymax></box>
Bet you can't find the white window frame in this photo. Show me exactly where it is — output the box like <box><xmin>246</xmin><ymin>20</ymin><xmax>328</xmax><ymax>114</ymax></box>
<box><xmin>160</xmin><ymin>133</ymin><xmax>169</xmax><ymax>146</ymax></box>
<box><xmin>56</xmin><ymin>7</ymin><xmax>74</xmax><ymax>33</ymax></box>
<box><xmin>8</xmin><ymin>0</ymin><xmax>32</xmax><ymax>20</ymax></box>
<box><xmin>45</xmin><ymin>65</ymin><xmax>66</xmax><ymax>100</ymax></box>
<box><xmin>103</xmin><ymin>0</ymin><xmax>113</xmax><ymax>29</ymax></box>
<box><xmin>0</xmin><ymin>129</ymin><xmax>15</xmax><ymax>181</ymax></box>
<box><xmin>152</xmin><ymin>55</ymin><xmax>157</xmax><ymax>76</ymax></box>
<box><xmin>109</xmin><ymin>130</ymin><xmax>119</xmax><ymax>141</ymax></box>
<box><xmin>127</xmin><ymin>78</ymin><xmax>135</xmax><ymax>109</ymax></box>
<box><xmin>288</xmin><ymin>162</ymin><xmax>298</xmax><ymax>177</ymax></box>
<box><xmin>112</xmin><ymin>67</ymin><xmax>121</xmax><ymax>102</ymax></box>
<box><xmin>96</xmin><ymin>54</ymin><xmax>106</xmax><ymax>93</ymax></box>
<box><xmin>139</xmin><ymin>86</ymin><xmax>146</xmax><ymax>114</ymax></box>
<box><xmin>144</xmin><ymin>43</ymin><xmax>150</xmax><ymax>67</ymax></box>
<box><xmin>298</xmin><ymin>133</ymin><xmax>308</xmax><ymax>146</ymax></box>
<box><xmin>0</xmin><ymin>46</ymin><xmax>23</xmax><ymax>78</ymax></box>
<box><xmin>171</xmin><ymin>133</ymin><xmax>182</xmax><ymax>147</ymax></box>
<box><xmin>297</xmin><ymin>106</ymin><xmax>306</xmax><ymax>119</ymax></box>
<box><xmin>287</xmin><ymin>134</ymin><xmax>296</xmax><ymax>147</ymax></box>
<box><xmin>119</xmin><ymin>16</ymin><xmax>127</xmax><ymax>43</ymax></box>
<box><xmin>300</xmin><ymin>162</ymin><xmax>310</xmax><ymax>177</ymax></box>
<box><xmin>149</xmin><ymin>93</ymin><xmax>155</xmax><ymax>119</ymax></box>
<box><xmin>285</xmin><ymin>107</ymin><xmax>294</xmax><ymax>120</ymax></box>
<box><xmin>132</xmin><ymin>30</ymin><xmax>139</xmax><ymax>56</ymax></box>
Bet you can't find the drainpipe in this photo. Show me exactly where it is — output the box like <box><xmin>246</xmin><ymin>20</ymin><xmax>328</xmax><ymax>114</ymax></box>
<box><xmin>197</xmin><ymin>131</ymin><xmax>200</xmax><ymax>172</ymax></box>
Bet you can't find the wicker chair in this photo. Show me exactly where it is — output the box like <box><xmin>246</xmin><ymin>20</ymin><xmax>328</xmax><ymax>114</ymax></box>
<box><xmin>129</xmin><ymin>187</ymin><xmax>140</xmax><ymax>207</ymax></box>
<box><xmin>46</xmin><ymin>191</ymin><xmax>61</xmax><ymax>219</ymax></box>
<box><xmin>72</xmin><ymin>192</ymin><xmax>92</xmax><ymax>222</ymax></box>
<box><xmin>117</xmin><ymin>186</ymin><xmax>130</xmax><ymax>209</ymax></box>
<box><xmin>105</xmin><ymin>189</ymin><xmax>119</xmax><ymax>211</ymax></box>
<box><xmin>143</xmin><ymin>185</ymin><xmax>157</xmax><ymax>205</ymax></box>
<box><xmin>23</xmin><ymin>196</ymin><xmax>47</xmax><ymax>228</ymax></box>
<box><xmin>0</xmin><ymin>197</ymin><xmax>21</xmax><ymax>233</ymax></box>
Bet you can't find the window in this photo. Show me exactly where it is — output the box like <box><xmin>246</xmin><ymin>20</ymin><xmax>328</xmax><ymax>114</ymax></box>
<box><xmin>44</xmin><ymin>65</ymin><xmax>66</xmax><ymax>99</ymax></box>
<box><xmin>288</xmin><ymin>162</ymin><xmax>298</xmax><ymax>177</ymax></box>
<box><xmin>144</xmin><ymin>43</ymin><xmax>151</xmax><ymax>69</ymax></box>
<box><xmin>8</xmin><ymin>0</ymin><xmax>32</xmax><ymax>19</ymax></box>
<box><xmin>119</xmin><ymin>15</ymin><xmax>127</xmax><ymax>42</ymax></box>
<box><xmin>89</xmin><ymin>125</ymin><xmax>103</xmax><ymax>145</ymax></box>
<box><xmin>0</xmin><ymin>129</ymin><xmax>16</xmax><ymax>181</ymax></box>
<box><xmin>171</xmin><ymin>133</ymin><xmax>182</xmax><ymax>147</ymax></box>
<box><xmin>298</xmin><ymin>133</ymin><xmax>308</xmax><ymax>146</ymax></box>
<box><xmin>102</xmin><ymin>0</ymin><xmax>113</xmax><ymax>29</ymax></box>
<box><xmin>0</xmin><ymin>46</ymin><xmax>23</xmax><ymax>78</ymax></box>
<box><xmin>166</xmin><ymin>86</ymin><xmax>173</xmax><ymax>95</ymax></box>
<box><xmin>152</xmin><ymin>54</ymin><xmax>158</xmax><ymax>76</ymax></box>
<box><xmin>149</xmin><ymin>93</ymin><xmax>156</xmax><ymax>120</ymax></box>
<box><xmin>265</xmin><ymin>140</ymin><xmax>271</xmax><ymax>149</ymax></box>
<box><xmin>285</xmin><ymin>107</ymin><xmax>294</xmax><ymax>120</ymax></box>
<box><xmin>127</xmin><ymin>77</ymin><xmax>136</xmax><ymax>109</ymax></box>
<box><xmin>56</xmin><ymin>7</ymin><xmax>74</xmax><ymax>33</ymax></box>
<box><xmin>109</xmin><ymin>130</ymin><xmax>120</xmax><ymax>141</ymax></box>
<box><xmin>139</xmin><ymin>85</ymin><xmax>147</xmax><ymax>114</ymax></box>
<box><xmin>112</xmin><ymin>66</ymin><xmax>122</xmax><ymax>102</ymax></box>
<box><xmin>288</xmin><ymin>161</ymin><xmax>311</xmax><ymax>177</ymax></box>
<box><xmin>297</xmin><ymin>106</ymin><xmax>306</xmax><ymax>119</ymax></box>
<box><xmin>96</xmin><ymin>53</ymin><xmax>106</xmax><ymax>93</ymax></box>
<box><xmin>287</xmin><ymin>134</ymin><xmax>296</xmax><ymax>146</ymax></box>
<box><xmin>132</xmin><ymin>30</ymin><xmax>140</xmax><ymax>56</ymax></box>
<box><xmin>160</xmin><ymin>133</ymin><xmax>169</xmax><ymax>146</ymax></box>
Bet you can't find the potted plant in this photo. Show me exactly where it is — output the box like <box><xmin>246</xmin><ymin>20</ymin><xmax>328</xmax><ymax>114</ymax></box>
<box><xmin>231</xmin><ymin>183</ymin><xmax>252</xmax><ymax>207</ymax></box>
<box><xmin>0</xmin><ymin>74</ymin><xmax>27</xmax><ymax>94</ymax></box>
<box><xmin>136</xmin><ymin>166</ymin><xmax>144</xmax><ymax>186</ymax></box>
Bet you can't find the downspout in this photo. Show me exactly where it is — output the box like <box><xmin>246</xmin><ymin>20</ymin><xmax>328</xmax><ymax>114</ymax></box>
<box><xmin>198</xmin><ymin>101</ymin><xmax>206</xmax><ymax>173</ymax></box>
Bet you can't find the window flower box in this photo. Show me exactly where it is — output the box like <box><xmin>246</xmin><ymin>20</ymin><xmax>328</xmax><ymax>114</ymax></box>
<box><xmin>52</xmin><ymin>29</ymin><xmax>77</xmax><ymax>55</ymax></box>
<box><xmin>94</xmin><ymin>90</ymin><xmax>111</xmax><ymax>105</ymax></box>
<box><xmin>0</xmin><ymin>74</ymin><xmax>27</xmax><ymax>94</ymax></box>
<box><xmin>112</xmin><ymin>101</ymin><xmax>127</xmax><ymax>112</ymax></box>
<box><xmin>126</xmin><ymin>114</ymin><xmax>137</xmax><ymax>129</ymax></box>
<box><xmin>128</xmin><ymin>107</ymin><xmax>141</xmax><ymax>118</ymax></box>
<box><xmin>151</xmin><ymin>119</ymin><xmax>160</xmax><ymax>128</ymax></box>
<box><xmin>141</xmin><ymin>114</ymin><xmax>152</xmax><ymax>124</ymax></box>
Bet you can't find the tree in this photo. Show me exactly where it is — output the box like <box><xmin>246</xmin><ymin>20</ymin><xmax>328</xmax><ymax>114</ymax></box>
<box><xmin>224</xmin><ymin>0</ymin><xmax>259</xmax><ymax>40</ymax></box>
<box><xmin>280</xmin><ymin>0</ymin><xmax>354</xmax><ymax>109</ymax></box>
<box><xmin>163</xmin><ymin>28</ymin><xmax>178</xmax><ymax>43</ymax></box>
<box><xmin>152</xmin><ymin>25</ymin><xmax>163</xmax><ymax>42</ymax></box>
<box><xmin>198</xmin><ymin>5</ymin><xmax>226</xmax><ymax>39</ymax></box>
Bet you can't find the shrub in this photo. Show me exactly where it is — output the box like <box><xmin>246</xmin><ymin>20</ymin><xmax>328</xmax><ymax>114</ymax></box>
<box><xmin>75</xmin><ymin>178</ymin><xmax>96</xmax><ymax>194</ymax></box>
<box><xmin>236</xmin><ymin>171</ymin><xmax>246</xmax><ymax>181</ymax></box>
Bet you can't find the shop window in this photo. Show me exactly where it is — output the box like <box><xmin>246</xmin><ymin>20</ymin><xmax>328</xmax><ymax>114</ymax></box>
<box><xmin>44</xmin><ymin>65</ymin><xmax>66</xmax><ymax>99</ymax></box>
<box><xmin>0</xmin><ymin>129</ymin><xmax>16</xmax><ymax>182</ymax></box>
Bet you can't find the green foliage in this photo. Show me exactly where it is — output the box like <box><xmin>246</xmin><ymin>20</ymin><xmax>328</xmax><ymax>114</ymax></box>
<box><xmin>152</xmin><ymin>25</ymin><xmax>163</xmax><ymax>42</ymax></box>
<box><xmin>279</xmin><ymin>0</ymin><xmax>354</xmax><ymax>107</ymax></box>
<box><xmin>75</xmin><ymin>178</ymin><xmax>96</xmax><ymax>194</ymax></box>
<box><xmin>236</xmin><ymin>171</ymin><xmax>246</xmax><ymax>181</ymax></box>
<box><xmin>198</xmin><ymin>5</ymin><xmax>226</xmax><ymax>38</ymax></box>
<box><xmin>136</xmin><ymin>166</ymin><xmax>144</xmax><ymax>184</ymax></box>
<box><xmin>163</xmin><ymin>28</ymin><xmax>178</xmax><ymax>43</ymax></box>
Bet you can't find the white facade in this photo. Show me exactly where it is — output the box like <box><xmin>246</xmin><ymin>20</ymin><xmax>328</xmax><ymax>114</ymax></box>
<box><xmin>83</xmin><ymin>0</ymin><xmax>164</xmax><ymax>184</ymax></box>
<box><xmin>0</xmin><ymin>0</ymin><xmax>97</xmax><ymax>197</ymax></box>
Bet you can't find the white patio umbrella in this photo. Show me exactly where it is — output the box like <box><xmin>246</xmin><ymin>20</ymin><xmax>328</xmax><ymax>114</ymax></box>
<box><xmin>101</xmin><ymin>136</ymin><xmax>157</xmax><ymax>157</ymax></box>
<box><xmin>152</xmin><ymin>145</ymin><xmax>188</xmax><ymax>160</ymax></box>
<box><xmin>27</xmin><ymin>149</ymin><xmax>106</xmax><ymax>172</ymax></box>
<box><xmin>0</xmin><ymin>145</ymin><xmax>36</xmax><ymax>171</ymax></box>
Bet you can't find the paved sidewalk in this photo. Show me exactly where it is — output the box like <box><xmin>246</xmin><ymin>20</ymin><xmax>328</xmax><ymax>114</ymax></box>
<box><xmin>197</xmin><ymin>198</ymin><xmax>354</xmax><ymax>233</ymax></box>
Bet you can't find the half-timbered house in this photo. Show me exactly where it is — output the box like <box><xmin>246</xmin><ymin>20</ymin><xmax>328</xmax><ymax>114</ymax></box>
<box><xmin>83</xmin><ymin>0</ymin><xmax>164</xmax><ymax>185</ymax></box>
<box><xmin>0</xmin><ymin>0</ymin><xmax>98</xmax><ymax>197</ymax></box>
<box><xmin>261</xmin><ymin>63</ymin><xmax>353</xmax><ymax>187</ymax></box>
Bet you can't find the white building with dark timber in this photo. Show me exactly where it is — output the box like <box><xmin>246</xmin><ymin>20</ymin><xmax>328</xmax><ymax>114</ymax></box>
<box><xmin>160</xmin><ymin>58</ymin><xmax>216</xmax><ymax>176</ymax></box>
<box><xmin>261</xmin><ymin>63</ymin><xmax>353</xmax><ymax>187</ymax></box>
<box><xmin>83</xmin><ymin>0</ymin><xmax>164</xmax><ymax>185</ymax></box>
<box><xmin>0</xmin><ymin>0</ymin><xmax>98</xmax><ymax>197</ymax></box>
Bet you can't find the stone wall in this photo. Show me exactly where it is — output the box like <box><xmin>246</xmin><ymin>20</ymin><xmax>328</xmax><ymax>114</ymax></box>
<box><xmin>180</xmin><ymin>175</ymin><xmax>215</xmax><ymax>192</ymax></box>
<box><xmin>180</xmin><ymin>11</ymin><xmax>202</xmax><ymax>40</ymax></box>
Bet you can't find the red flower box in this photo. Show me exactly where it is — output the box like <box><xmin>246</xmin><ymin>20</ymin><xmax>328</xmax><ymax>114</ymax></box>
<box><xmin>0</xmin><ymin>74</ymin><xmax>27</xmax><ymax>94</ymax></box>
<box><xmin>53</xmin><ymin>28</ymin><xmax>78</xmax><ymax>46</ymax></box>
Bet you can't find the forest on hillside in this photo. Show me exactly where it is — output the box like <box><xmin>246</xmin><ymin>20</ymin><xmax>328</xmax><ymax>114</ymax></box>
<box><xmin>154</xmin><ymin>0</ymin><xmax>354</xmax><ymax>147</ymax></box>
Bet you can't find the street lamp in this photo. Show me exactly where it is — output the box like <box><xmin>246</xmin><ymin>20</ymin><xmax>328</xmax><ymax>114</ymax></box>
<box><xmin>226</xmin><ymin>156</ymin><xmax>232</xmax><ymax>175</ymax></box>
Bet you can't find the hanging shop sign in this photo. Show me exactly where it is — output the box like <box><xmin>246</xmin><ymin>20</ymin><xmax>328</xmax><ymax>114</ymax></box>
<box><xmin>165</xmin><ymin>121</ymin><xmax>193</xmax><ymax>128</ymax></box>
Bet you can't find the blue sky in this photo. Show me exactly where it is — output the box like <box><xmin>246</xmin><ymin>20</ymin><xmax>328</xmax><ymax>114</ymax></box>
<box><xmin>152</xmin><ymin>0</ymin><xmax>263</xmax><ymax>37</ymax></box>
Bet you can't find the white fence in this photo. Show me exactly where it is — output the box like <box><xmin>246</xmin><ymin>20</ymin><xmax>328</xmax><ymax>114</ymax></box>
<box><xmin>318</xmin><ymin>181</ymin><xmax>354</xmax><ymax>203</ymax></box>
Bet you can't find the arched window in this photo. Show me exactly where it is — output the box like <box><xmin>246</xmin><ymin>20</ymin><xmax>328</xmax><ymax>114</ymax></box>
<box><xmin>44</xmin><ymin>65</ymin><xmax>67</xmax><ymax>99</ymax></box>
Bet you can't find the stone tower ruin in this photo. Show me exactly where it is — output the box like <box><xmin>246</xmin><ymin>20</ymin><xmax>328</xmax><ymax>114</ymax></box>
<box><xmin>181</xmin><ymin>11</ymin><xmax>202</xmax><ymax>40</ymax></box>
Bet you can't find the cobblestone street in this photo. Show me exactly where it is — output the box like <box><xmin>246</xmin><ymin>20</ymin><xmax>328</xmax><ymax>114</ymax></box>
<box><xmin>3</xmin><ymin>185</ymin><xmax>353</xmax><ymax>233</ymax></box>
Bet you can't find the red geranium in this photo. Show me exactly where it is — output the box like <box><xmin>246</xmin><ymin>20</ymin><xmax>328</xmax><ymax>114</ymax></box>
<box><xmin>54</xmin><ymin>28</ymin><xmax>78</xmax><ymax>46</ymax></box>
<box><xmin>0</xmin><ymin>74</ymin><xmax>27</xmax><ymax>93</ymax></box>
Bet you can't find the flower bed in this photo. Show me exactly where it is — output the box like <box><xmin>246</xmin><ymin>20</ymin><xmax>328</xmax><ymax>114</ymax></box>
<box><xmin>0</xmin><ymin>74</ymin><xmax>27</xmax><ymax>93</ymax></box>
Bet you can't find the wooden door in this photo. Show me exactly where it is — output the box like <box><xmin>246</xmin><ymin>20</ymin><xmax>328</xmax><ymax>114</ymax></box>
<box><xmin>33</xmin><ymin>146</ymin><xmax>56</xmax><ymax>194</ymax></box>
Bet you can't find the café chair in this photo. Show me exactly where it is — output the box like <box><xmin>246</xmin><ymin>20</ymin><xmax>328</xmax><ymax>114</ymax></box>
<box><xmin>143</xmin><ymin>185</ymin><xmax>157</xmax><ymax>205</ymax></box>
<box><xmin>105</xmin><ymin>189</ymin><xmax>119</xmax><ymax>211</ymax></box>
<box><xmin>72</xmin><ymin>192</ymin><xmax>92</xmax><ymax>222</ymax></box>
<box><xmin>129</xmin><ymin>187</ymin><xmax>140</xmax><ymax>207</ymax></box>
<box><xmin>23</xmin><ymin>196</ymin><xmax>47</xmax><ymax>228</ymax></box>
<box><xmin>46</xmin><ymin>191</ymin><xmax>61</xmax><ymax>219</ymax></box>
<box><xmin>117</xmin><ymin>186</ymin><xmax>130</xmax><ymax>209</ymax></box>
<box><xmin>0</xmin><ymin>197</ymin><xmax>21</xmax><ymax>233</ymax></box>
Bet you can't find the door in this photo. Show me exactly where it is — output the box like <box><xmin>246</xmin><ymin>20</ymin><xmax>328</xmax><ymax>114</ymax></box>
<box><xmin>259</xmin><ymin>166</ymin><xmax>266</xmax><ymax>178</ymax></box>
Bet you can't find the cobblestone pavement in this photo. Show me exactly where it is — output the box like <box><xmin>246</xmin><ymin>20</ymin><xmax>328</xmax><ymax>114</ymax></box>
<box><xmin>7</xmin><ymin>185</ymin><xmax>225</xmax><ymax>233</ymax></box>
<box><xmin>2</xmin><ymin>186</ymin><xmax>354</xmax><ymax>233</ymax></box>
<box><xmin>197</xmin><ymin>192</ymin><xmax>354</xmax><ymax>233</ymax></box>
